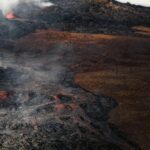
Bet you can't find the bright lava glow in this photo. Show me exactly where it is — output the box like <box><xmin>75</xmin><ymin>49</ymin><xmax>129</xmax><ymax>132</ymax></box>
<box><xmin>6</xmin><ymin>11</ymin><xmax>16</xmax><ymax>19</ymax></box>
<box><xmin>117</xmin><ymin>0</ymin><xmax>150</xmax><ymax>7</ymax></box>
<box><xmin>0</xmin><ymin>0</ymin><xmax>54</xmax><ymax>15</ymax></box>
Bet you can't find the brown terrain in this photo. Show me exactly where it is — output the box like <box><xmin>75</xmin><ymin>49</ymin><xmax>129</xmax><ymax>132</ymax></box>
<box><xmin>0</xmin><ymin>1</ymin><xmax>150</xmax><ymax>149</ymax></box>
<box><xmin>133</xmin><ymin>26</ymin><xmax>150</xmax><ymax>36</ymax></box>
<box><xmin>73</xmin><ymin>28</ymin><xmax>150</xmax><ymax>150</ymax></box>
<box><xmin>14</xmin><ymin>27</ymin><xmax>150</xmax><ymax>150</ymax></box>
<box><xmin>2</xmin><ymin>28</ymin><xmax>141</xmax><ymax>150</ymax></box>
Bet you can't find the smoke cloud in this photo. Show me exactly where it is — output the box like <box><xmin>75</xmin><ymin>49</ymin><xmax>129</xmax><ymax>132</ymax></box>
<box><xmin>117</xmin><ymin>0</ymin><xmax>150</xmax><ymax>7</ymax></box>
<box><xmin>0</xmin><ymin>0</ymin><xmax>54</xmax><ymax>15</ymax></box>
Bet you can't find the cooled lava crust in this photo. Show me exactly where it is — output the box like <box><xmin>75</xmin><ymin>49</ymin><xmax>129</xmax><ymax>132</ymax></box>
<box><xmin>0</xmin><ymin>0</ymin><xmax>149</xmax><ymax>149</ymax></box>
<box><xmin>0</xmin><ymin>34</ymin><xmax>140</xmax><ymax>150</ymax></box>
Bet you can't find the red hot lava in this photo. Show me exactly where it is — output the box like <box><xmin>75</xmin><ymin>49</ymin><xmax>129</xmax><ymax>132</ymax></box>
<box><xmin>6</xmin><ymin>11</ymin><xmax>16</xmax><ymax>20</ymax></box>
<box><xmin>0</xmin><ymin>90</ymin><xmax>8</xmax><ymax>101</ymax></box>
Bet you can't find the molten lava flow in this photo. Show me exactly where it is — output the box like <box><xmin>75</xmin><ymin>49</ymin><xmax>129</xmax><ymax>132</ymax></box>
<box><xmin>6</xmin><ymin>11</ymin><xmax>16</xmax><ymax>20</ymax></box>
<box><xmin>0</xmin><ymin>90</ymin><xmax>8</xmax><ymax>101</ymax></box>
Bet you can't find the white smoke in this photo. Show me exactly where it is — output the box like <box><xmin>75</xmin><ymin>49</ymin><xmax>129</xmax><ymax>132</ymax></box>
<box><xmin>0</xmin><ymin>0</ymin><xmax>54</xmax><ymax>15</ymax></box>
<box><xmin>117</xmin><ymin>0</ymin><xmax>150</xmax><ymax>7</ymax></box>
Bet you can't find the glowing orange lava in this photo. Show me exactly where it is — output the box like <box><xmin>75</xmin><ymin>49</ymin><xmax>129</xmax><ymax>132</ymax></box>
<box><xmin>0</xmin><ymin>90</ymin><xmax>8</xmax><ymax>101</ymax></box>
<box><xmin>6</xmin><ymin>11</ymin><xmax>16</xmax><ymax>20</ymax></box>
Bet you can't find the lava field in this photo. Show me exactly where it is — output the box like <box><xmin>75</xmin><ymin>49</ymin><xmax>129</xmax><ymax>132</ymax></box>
<box><xmin>0</xmin><ymin>32</ymin><xmax>135</xmax><ymax>150</ymax></box>
<box><xmin>0</xmin><ymin>1</ymin><xmax>150</xmax><ymax>150</ymax></box>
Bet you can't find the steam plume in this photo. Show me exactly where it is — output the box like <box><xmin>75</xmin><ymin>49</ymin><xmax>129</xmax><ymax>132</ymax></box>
<box><xmin>0</xmin><ymin>0</ymin><xmax>54</xmax><ymax>15</ymax></box>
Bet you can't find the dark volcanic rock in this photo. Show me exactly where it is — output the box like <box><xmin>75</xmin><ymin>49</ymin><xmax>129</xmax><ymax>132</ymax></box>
<box><xmin>0</xmin><ymin>19</ymin><xmax>47</xmax><ymax>39</ymax></box>
<box><xmin>0</xmin><ymin>41</ymin><xmax>140</xmax><ymax>149</ymax></box>
<box><xmin>38</xmin><ymin>0</ymin><xmax>150</xmax><ymax>34</ymax></box>
<box><xmin>0</xmin><ymin>0</ymin><xmax>149</xmax><ymax>39</ymax></box>
<box><xmin>0</xmin><ymin>1</ymin><xmax>145</xmax><ymax>149</ymax></box>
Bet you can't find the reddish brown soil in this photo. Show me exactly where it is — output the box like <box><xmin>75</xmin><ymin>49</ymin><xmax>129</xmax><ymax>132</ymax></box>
<box><xmin>16</xmin><ymin>29</ymin><xmax>150</xmax><ymax>150</ymax></box>
<box><xmin>133</xmin><ymin>26</ymin><xmax>150</xmax><ymax>36</ymax></box>
<box><xmin>0</xmin><ymin>90</ymin><xmax>8</xmax><ymax>101</ymax></box>
<box><xmin>72</xmin><ymin>31</ymin><xmax>150</xmax><ymax>150</ymax></box>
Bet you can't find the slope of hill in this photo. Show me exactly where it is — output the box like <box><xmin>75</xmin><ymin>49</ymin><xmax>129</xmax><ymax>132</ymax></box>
<box><xmin>0</xmin><ymin>0</ymin><xmax>149</xmax><ymax>38</ymax></box>
<box><xmin>41</xmin><ymin>0</ymin><xmax>150</xmax><ymax>33</ymax></box>
<box><xmin>0</xmin><ymin>1</ymin><xmax>150</xmax><ymax>150</ymax></box>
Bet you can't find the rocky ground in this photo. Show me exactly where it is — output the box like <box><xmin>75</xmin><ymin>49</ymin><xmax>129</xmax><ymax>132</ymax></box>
<box><xmin>0</xmin><ymin>0</ymin><xmax>149</xmax><ymax>150</ymax></box>
<box><xmin>0</xmin><ymin>30</ymin><xmax>141</xmax><ymax>150</ymax></box>
<box><xmin>0</xmin><ymin>0</ymin><xmax>150</xmax><ymax>38</ymax></box>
